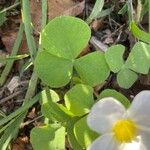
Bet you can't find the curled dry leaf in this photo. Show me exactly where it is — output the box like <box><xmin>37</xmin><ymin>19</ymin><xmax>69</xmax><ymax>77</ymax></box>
<box><xmin>90</xmin><ymin>36</ymin><xmax>108</xmax><ymax>52</ymax></box>
<box><xmin>7</xmin><ymin>76</ymin><xmax>20</xmax><ymax>93</ymax></box>
<box><xmin>1</xmin><ymin>31</ymin><xmax>28</xmax><ymax>54</ymax></box>
<box><xmin>30</xmin><ymin>0</ymin><xmax>85</xmax><ymax>31</ymax></box>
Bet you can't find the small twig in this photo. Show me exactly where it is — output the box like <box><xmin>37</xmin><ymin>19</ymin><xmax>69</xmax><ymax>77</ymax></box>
<box><xmin>93</xmin><ymin>90</ymin><xmax>99</xmax><ymax>98</ymax></box>
<box><xmin>109</xmin><ymin>18</ymin><xmax>121</xmax><ymax>27</ymax></box>
<box><xmin>0</xmin><ymin>89</ymin><xmax>26</xmax><ymax>105</ymax></box>
<box><xmin>110</xmin><ymin>24</ymin><xmax>125</xmax><ymax>36</ymax></box>
<box><xmin>21</xmin><ymin>115</ymin><xmax>44</xmax><ymax>128</ymax></box>
<box><xmin>114</xmin><ymin>31</ymin><xmax>123</xmax><ymax>44</ymax></box>
<box><xmin>19</xmin><ymin>80</ymin><xmax>29</xmax><ymax>86</ymax></box>
<box><xmin>0</xmin><ymin>2</ymin><xmax>20</xmax><ymax>14</ymax></box>
<box><xmin>90</xmin><ymin>36</ymin><xmax>108</xmax><ymax>52</ymax></box>
<box><xmin>0</xmin><ymin>87</ymin><xmax>6</xmax><ymax>97</ymax></box>
<box><xmin>14</xmin><ymin>99</ymin><xmax>24</xmax><ymax>104</ymax></box>
<box><xmin>0</xmin><ymin>92</ymin><xmax>42</xmax><ymax>127</ymax></box>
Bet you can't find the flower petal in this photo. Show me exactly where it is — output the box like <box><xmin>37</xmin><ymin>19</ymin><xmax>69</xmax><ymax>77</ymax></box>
<box><xmin>127</xmin><ymin>90</ymin><xmax>150</xmax><ymax>127</ymax></box>
<box><xmin>119</xmin><ymin>136</ymin><xmax>147</xmax><ymax>150</ymax></box>
<box><xmin>138</xmin><ymin>131</ymin><xmax>150</xmax><ymax>150</ymax></box>
<box><xmin>87</xmin><ymin>133</ymin><xmax>118</xmax><ymax>150</ymax></box>
<box><xmin>87</xmin><ymin>97</ymin><xmax>126</xmax><ymax>133</ymax></box>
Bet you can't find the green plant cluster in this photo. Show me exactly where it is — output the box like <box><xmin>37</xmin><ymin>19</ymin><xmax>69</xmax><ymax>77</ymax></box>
<box><xmin>30</xmin><ymin>85</ymin><xmax>130</xmax><ymax>150</ymax></box>
<box><xmin>30</xmin><ymin>16</ymin><xmax>150</xmax><ymax>149</ymax></box>
<box><xmin>0</xmin><ymin>0</ymin><xmax>150</xmax><ymax>149</ymax></box>
<box><xmin>34</xmin><ymin>16</ymin><xmax>150</xmax><ymax>89</ymax></box>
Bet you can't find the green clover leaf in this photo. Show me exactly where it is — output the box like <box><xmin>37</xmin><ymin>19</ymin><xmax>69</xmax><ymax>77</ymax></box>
<box><xmin>74</xmin><ymin>116</ymin><xmax>99</xmax><ymax>148</ymax></box>
<box><xmin>105</xmin><ymin>44</ymin><xmax>125</xmax><ymax>73</ymax></box>
<box><xmin>31</xmin><ymin>124</ymin><xmax>65</xmax><ymax>150</ymax></box>
<box><xmin>35</xmin><ymin>16</ymin><xmax>110</xmax><ymax>88</ymax></box>
<box><xmin>125</xmin><ymin>42</ymin><xmax>150</xmax><ymax>74</ymax></box>
<box><xmin>64</xmin><ymin>84</ymin><xmax>94</xmax><ymax>116</ymax></box>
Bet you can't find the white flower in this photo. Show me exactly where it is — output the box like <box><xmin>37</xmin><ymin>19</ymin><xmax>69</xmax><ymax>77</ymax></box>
<box><xmin>87</xmin><ymin>90</ymin><xmax>150</xmax><ymax>150</ymax></box>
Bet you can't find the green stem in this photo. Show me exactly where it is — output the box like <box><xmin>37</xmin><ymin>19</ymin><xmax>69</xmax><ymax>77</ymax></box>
<box><xmin>136</xmin><ymin>0</ymin><xmax>142</xmax><ymax>23</ymax></box>
<box><xmin>0</xmin><ymin>114</ymin><xmax>26</xmax><ymax>150</ymax></box>
<box><xmin>0</xmin><ymin>54</ymin><xmax>29</xmax><ymax>63</ymax></box>
<box><xmin>25</xmin><ymin>0</ymin><xmax>48</xmax><ymax>99</ymax></box>
<box><xmin>0</xmin><ymin>1</ymin><xmax>48</xmax><ymax>148</ymax></box>
<box><xmin>22</xmin><ymin>0</ymin><xmax>37</xmax><ymax>60</ymax></box>
<box><xmin>0</xmin><ymin>119</ymin><xmax>15</xmax><ymax>134</ymax></box>
<box><xmin>149</xmin><ymin>0</ymin><xmax>150</xmax><ymax>32</ymax></box>
<box><xmin>128</xmin><ymin>0</ymin><xmax>134</xmax><ymax>23</ymax></box>
<box><xmin>0</xmin><ymin>23</ymin><xmax>24</xmax><ymax>86</ymax></box>
<box><xmin>42</xmin><ymin>0</ymin><xmax>48</xmax><ymax>30</ymax></box>
<box><xmin>0</xmin><ymin>91</ymin><xmax>43</xmax><ymax>127</ymax></box>
<box><xmin>25</xmin><ymin>72</ymin><xmax>38</xmax><ymax>99</ymax></box>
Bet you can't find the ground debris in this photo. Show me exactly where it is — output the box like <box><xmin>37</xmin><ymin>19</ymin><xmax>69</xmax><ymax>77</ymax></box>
<box><xmin>30</xmin><ymin>0</ymin><xmax>85</xmax><ymax>31</ymax></box>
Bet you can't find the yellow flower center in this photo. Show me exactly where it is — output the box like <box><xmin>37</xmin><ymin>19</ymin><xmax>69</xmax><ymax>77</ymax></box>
<box><xmin>112</xmin><ymin>119</ymin><xmax>137</xmax><ymax>143</ymax></box>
